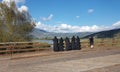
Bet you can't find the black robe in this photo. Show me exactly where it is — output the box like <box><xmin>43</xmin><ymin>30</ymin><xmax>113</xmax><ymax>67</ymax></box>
<box><xmin>65</xmin><ymin>37</ymin><xmax>72</xmax><ymax>51</ymax></box>
<box><xmin>76</xmin><ymin>36</ymin><xmax>81</xmax><ymax>50</ymax></box>
<box><xmin>59</xmin><ymin>37</ymin><xmax>64</xmax><ymax>51</ymax></box>
<box><xmin>71</xmin><ymin>36</ymin><xmax>76</xmax><ymax>50</ymax></box>
<box><xmin>53</xmin><ymin>36</ymin><xmax>59</xmax><ymax>51</ymax></box>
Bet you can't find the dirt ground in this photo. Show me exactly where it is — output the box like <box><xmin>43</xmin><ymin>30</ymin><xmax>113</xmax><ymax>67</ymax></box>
<box><xmin>0</xmin><ymin>46</ymin><xmax>120</xmax><ymax>72</ymax></box>
<box><xmin>83</xmin><ymin>64</ymin><xmax>120</xmax><ymax>72</ymax></box>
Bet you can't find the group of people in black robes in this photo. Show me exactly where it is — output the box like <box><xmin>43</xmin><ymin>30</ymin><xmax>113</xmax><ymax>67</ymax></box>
<box><xmin>53</xmin><ymin>36</ymin><xmax>64</xmax><ymax>51</ymax></box>
<box><xmin>53</xmin><ymin>36</ymin><xmax>81</xmax><ymax>52</ymax></box>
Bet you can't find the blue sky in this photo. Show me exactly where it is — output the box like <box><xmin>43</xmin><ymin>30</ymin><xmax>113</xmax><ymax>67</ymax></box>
<box><xmin>2</xmin><ymin>0</ymin><xmax>120</xmax><ymax>32</ymax></box>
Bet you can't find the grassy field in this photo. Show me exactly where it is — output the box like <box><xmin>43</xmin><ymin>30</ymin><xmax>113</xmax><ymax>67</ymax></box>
<box><xmin>81</xmin><ymin>38</ymin><xmax>120</xmax><ymax>48</ymax></box>
<box><xmin>62</xmin><ymin>37</ymin><xmax>120</xmax><ymax>49</ymax></box>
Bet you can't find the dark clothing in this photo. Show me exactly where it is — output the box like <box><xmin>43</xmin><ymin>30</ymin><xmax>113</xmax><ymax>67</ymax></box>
<box><xmin>59</xmin><ymin>37</ymin><xmax>64</xmax><ymax>51</ymax></box>
<box><xmin>76</xmin><ymin>36</ymin><xmax>81</xmax><ymax>50</ymax></box>
<box><xmin>71</xmin><ymin>36</ymin><xmax>76</xmax><ymax>50</ymax></box>
<box><xmin>89</xmin><ymin>37</ymin><xmax>94</xmax><ymax>45</ymax></box>
<box><xmin>53</xmin><ymin>36</ymin><xmax>59</xmax><ymax>51</ymax></box>
<box><xmin>65</xmin><ymin>37</ymin><xmax>72</xmax><ymax>51</ymax></box>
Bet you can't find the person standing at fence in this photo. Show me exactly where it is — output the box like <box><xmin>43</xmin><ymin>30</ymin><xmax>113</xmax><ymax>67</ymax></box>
<box><xmin>76</xmin><ymin>36</ymin><xmax>81</xmax><ymax>50</ymax></box>
<box><xmin>59</xmin><ymin>37</ymin><xmax>64</xmax><ymax>51</ymax></box>
<box><xmin>89</xmin><ymin>36</ymin><xmax>94</xmax><ymax>48</ymax></box>
<box><xmin>65</xmin><ymin>37</ymin><xmax>72</xmax><ymax>51</ymax></box>
<box><xmin>71</xmin><ymin>36</ymin><xmax>76</xmax><ymax>50</ymax></box>
<box><xmin>53</xmin><ymin>36</ymin><xmax>59</xmax><ymax>51</ymax></box>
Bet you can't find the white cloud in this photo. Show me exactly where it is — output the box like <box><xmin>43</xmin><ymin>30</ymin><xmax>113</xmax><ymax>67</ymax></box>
<box><xmin>41</xmin><ymin>14</ymin><xmax>53</xmax><ymax>21</ymax></box>
<box><xmin>15</xmin><ymin>0</ymin><xmax>25</xmax><ymax>3</ymax></box>
<box><xmin>88</xmin><ymin>9</ymin><xmax>94</xmax><ymax>13</ymax></box>
<box><xmin>2</xmin><ymin>0</ymin><xmax>25</xmax><ymax>4</ymax></box>
<box><xmin>76</xmin><ymin>16</ymin><xmax>80</xmax><ymax>18</ymax></box>
<box><xmin>35</xmin><ymin>21</ymin><xmax>55</xmax><ymax>32</ymax></box>
<box><xmin>35</xmin><ymin>20</ymin><xmax>120</xmax><ymax>33</ymax></box>
<box><xmin>48</xmin><ymin>14</ymin><xmax>53</xmax><ymax>20</ymax></box>
<box><xmin>2</xmin><ymin>0</ymin><xmax>28</xmax><ymax>12</ymax></box>
<box><xmin>112</xmin><ymin>21</ymin><xmax>120</xmax><ymax>27</ymax></box>
<box><xmin>18</xmin><ymin>5</ymin><xmax>28</xmax><ymax>12</ymax></box>
<box><xmin>35</xmin><ymin>22</ymin><xmax>44</xmax><ymax>29</ymax></box>
<box><xmin>35</xmin><ymin>22</ymin><xmax>105</xmax><ymax>33</ymax></box>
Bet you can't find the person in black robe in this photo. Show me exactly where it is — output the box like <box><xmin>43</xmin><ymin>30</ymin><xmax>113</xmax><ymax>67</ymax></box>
<box><xmin>65</xmin><ymin>37</ymin><xmax>72</xmax><ymax>51</ymax></box>
<box><xmin>53</xmin><ymin>36</ymin><xmax>59</xmax><ymax>51</ymax></box>
<box><xmin>76</xmin><ymin>36</ymin><xmax>81</xmax><ymax>50</ymax></box>
<box><xmin>71</xmin><ymin>36</ymin><xmax>76</xmax><ymax>50</ymax></box>
<box><xmin>59</xmin><ymin>37</ymin><xmax>64</xmax><ymax>51</ymax></box>
<box><xmin>89</xmin><ymin>36</ymin><xmax>94</xmax><ymax>48</ymax></box>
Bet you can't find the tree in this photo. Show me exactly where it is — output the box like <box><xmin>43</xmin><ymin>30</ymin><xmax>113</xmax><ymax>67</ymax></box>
<box><xmin>0</xmin><ymin>1</ymin><xmax>35</xmax><ymax>42</ymax></box>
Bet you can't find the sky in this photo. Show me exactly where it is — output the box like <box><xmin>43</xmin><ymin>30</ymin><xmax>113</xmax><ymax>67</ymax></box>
<box><xmin>1</xmin><ymin>0</ymin><xmax>120</xmax><ymax>33</ymax></box>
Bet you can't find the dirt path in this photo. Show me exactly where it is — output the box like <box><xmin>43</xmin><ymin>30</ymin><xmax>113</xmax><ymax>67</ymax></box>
<box><xmin>0</xmin><ymin>47</ymin><xmax>120</xmax><ymax>72</ymax></box>
<box><xmin>83</xmin><ymin>64</ymin><xmax>120</xmax><ymax>72</ymax></box>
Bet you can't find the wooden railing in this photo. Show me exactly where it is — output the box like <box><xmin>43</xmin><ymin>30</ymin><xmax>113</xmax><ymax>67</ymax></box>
<box><xmin>0</xmin><ymin>42</ymin><xmax>50</xmax><ymax>55</ymax></box>
<box><xmin>0</xmin><ymin>40</ymin><xmax>119</xmax><ymax>55</ymax></box>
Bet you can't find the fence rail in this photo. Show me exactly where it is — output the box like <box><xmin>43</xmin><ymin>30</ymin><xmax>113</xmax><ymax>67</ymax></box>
<box><xmin>0</xmin><ymin>42</ymin><xmax>50</xmax><ymax>55</ymax></box>
<box><xmin>0</xmin><ymin>39</ymin><xmax>120</xmax><ymax>55</ymax></box>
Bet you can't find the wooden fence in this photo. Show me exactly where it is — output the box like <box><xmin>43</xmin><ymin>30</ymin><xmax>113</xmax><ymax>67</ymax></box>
<box><xmin>0</xmin><ymin>39</ymin><xmax>119</xmax><ymax>55</ymax></box>
<box><xmin>0</xmin><ymin>39</ymin><xmax>119</xmax><ymax>60</ymax></box>
<box><xmin>0</xmin><ymin>42</ymin><xmax>50</xmax><ymax>55</ymax></box>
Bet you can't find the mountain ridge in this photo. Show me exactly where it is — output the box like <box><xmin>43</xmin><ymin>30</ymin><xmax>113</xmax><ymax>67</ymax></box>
<box><xmin>32</xmin><ymin>28</ymin><xmax>120</xmax><ymax>39</ymax></box>
<box><xmin>32</xmin><ymin>28</ymin><xmax>93</xmax><ymax>39</ymax></box>
<box><xmin>83</xmin><ymin>28</ymin><xmax>120</xmax><ymax>38</ymax></box>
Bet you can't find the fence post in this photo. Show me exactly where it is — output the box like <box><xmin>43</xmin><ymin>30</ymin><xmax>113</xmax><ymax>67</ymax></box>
<box><xmin>10</xmin><ymin>42</ymin><xmax>14</xmax><ymax>59</ymax></box>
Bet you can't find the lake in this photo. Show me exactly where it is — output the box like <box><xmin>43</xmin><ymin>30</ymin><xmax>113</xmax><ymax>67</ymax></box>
<box><xmin>33</xmin><ymin>40</ymin><xmax>53</xmax><ymax>45</ymax></box>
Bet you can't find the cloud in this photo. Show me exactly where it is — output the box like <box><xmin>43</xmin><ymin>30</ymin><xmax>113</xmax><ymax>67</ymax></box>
<box><xmin>41</xmin><ymin>14</ymin><xmax>53</xmax><ymax>21</ymax></box>
<box><xmin>15</xmin><ymin>0</ymin><xmax>25</xmax><ymax>3</ymax></box>
<box><xmin>76</xmin><ymin>16</ymin><xmax>80</xmax><ymax>18</ymax></box>
<box><xmin>18</xmin><ymin>5</ymin><xmax>28</xmax><ymax>12</ymax></box>
<box><xmin>88</xmin><ymin>9</ymin><xmax>94</xmax><ymax>13</ymax></box>
<box><xmin>2</xmin><ymin>0</ymin><xmax>28</xmax><ymax>12</ymax></box>
<box><xmin>35</xmin><ymin>21</ymin><xmax>54</xmax><ymax>32</ymax></box>
<box><xmin>35</xmin><ymin>22</ymin><xmax>104</xmax><ymax>33</ymax></box>
<box><xmin>112</xmin><ymin>21</ymin><xmax>120</xmax><ymax>28</ymax></box>
<box><xmin>2</xmin><ymin>0</ymin><xmax>25</xmax><ymax>4</ymax></box>
<box><xmin>35</xmin><ymin>20</ymin><xmax>120</xmax><ymax>33</ymax></box>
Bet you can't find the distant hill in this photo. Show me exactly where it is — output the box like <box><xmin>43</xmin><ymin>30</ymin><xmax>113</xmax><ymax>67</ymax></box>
<box><xmin>83</xmin><ymin>28</ymin><xmax>120</xmax><ymax>38</ymax></box>
<box><xmin>32</xmin><ymin>28</ymin><xmax>120</xmax><ymax>39</ymax></box>
<box><xmin>44</xmin><ymin>32</ymin><xmax>94</xmax><ymax>39</ymax></box>
<box><xmin>32</xmin><ymin>28</ymin><xmax>93</xmax><ymax>39</ymax></box>
<box><xmin>31</xmin><ymin>28</ymin><xmax>48</xmax><ymax>38</ymax></box>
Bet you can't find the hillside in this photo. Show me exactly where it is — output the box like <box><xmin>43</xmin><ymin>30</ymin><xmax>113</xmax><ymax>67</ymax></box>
<box><xmin>31</xmin><ymin>28</ymin><xmax>48</xmax><ymax>38</ymax></box>
<box><xmin>83</xmin><ymin>28</ymin><xmax>120</xmax><ymax>38</ymax></box>
<box><xmin>32</xmin><ymin>28</ymin><xmax>120</xmax><ymax>39</ymax></box>
<box><xmin>32</xmin><ymin>28</ymin><xmax>93</xmax><ymax>39</ymax></box>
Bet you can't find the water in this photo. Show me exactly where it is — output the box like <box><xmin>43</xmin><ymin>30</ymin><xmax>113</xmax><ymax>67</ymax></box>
<box><xmin>33</xmin><ymin>40</ymin><xmax>53</xmax><ymax>45</ymax></box>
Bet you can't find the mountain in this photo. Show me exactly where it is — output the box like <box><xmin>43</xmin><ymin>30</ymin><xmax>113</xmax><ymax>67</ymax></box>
<box><xmin>83</xmin><ymin>28</ymin><xmax>120</xmax><ymax>38</ymax></box>
<box><xmin>43</xmin><ymin>32</ymin><xmax>94</xmax><ymax>39</ymax></box>
<box><xmin>32</xmin><ymin>28</ymin><xmax>120</xmax><ymax>39</ymax></box>
<box><xmin>31</xmin><ymin>28</ymin><xmax>48</xmax><ymax>38</ymax></box>
<box><xmin>32</xmin><ymin>28</ymin><xmax>93</xmax><ymax>39</ymax></box>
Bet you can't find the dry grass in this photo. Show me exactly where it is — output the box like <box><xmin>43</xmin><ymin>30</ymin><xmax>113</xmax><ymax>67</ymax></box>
<box><xmin>81</xmin><ymin>38</ymin><xmax>120</xmax><ymax>48</ymax></box>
